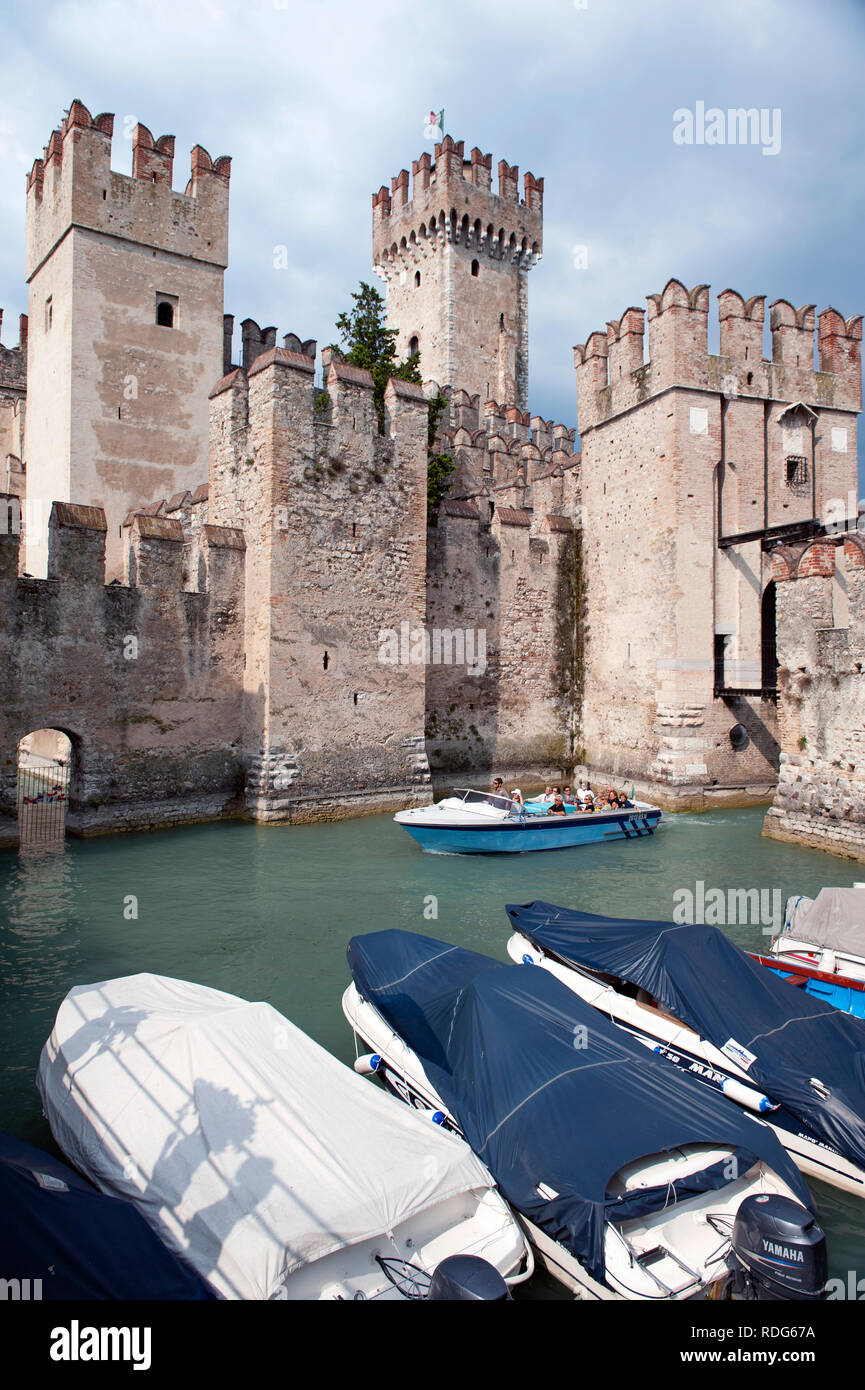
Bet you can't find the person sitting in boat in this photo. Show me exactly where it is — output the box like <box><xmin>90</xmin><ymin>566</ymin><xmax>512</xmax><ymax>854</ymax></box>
<box><xmin>492</xmin><ymin>778</ymin><xmax>505</xmax><ymax>794</ymax></box>
<box><xmin>510</xmin><ymin>788</ymin><xmax>523</xmax><ymax>807</ymax></box>
<box><xmin>576</xmin><ymin>781</ymin><xmax>592</xmax><ymax>807</ymax></box>
<box><xmin>562</xmin><ymin>786</ymin><xmax>576</xmax><ymax>804</ymax></box>
<box><xmin>618</xmin><ymin>790</ymin><xmax>633</xmax><ymax>808</ymax></box>
<box><xmin>547</xmin><ymin>795</ymin><xmax>567</xmax><ymax>815</ymax></box>
<box><xmin>541</xmin><ymin>785</ymin><xmax>554</xmax><ymax>802</ymax></box>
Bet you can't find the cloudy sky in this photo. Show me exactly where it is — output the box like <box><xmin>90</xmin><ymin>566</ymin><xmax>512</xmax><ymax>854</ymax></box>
<box><xmin>1</xmin><ymin>0</ymin><xmax>863</xmax><ymax>469</ymax></box>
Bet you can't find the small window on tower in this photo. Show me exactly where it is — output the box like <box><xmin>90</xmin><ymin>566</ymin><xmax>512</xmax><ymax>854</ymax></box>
<box><xmin>156</xmin><ymin>293</ymin><xmax>177</xmax><ymax>328</ymax></box>
<box><xmin>409</xmin><ymin>336</ymin><xmax>419</xmax><ymax>355</ymax></box>
<box><xmin>471</xmin><ymin>259</ymin><xmax>480</xmax><ymax>277</ymax></box>
<box><xmin>414</xmin><ymin>271</ymin><xmax>421</xmax><ymax>287</ymax></box>
<box><xmin>45</xmin><ymin>297</ymin><xmax>53</xmax><ymax>331</ymax></box>
<box><xmin>499</xmin><ymin>313</ymin><xmax>505</xmax><ymax>331</ymax></box>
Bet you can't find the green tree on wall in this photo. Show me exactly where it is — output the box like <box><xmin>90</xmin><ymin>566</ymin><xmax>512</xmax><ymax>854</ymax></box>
<box><xmin>331</xmin><ymin>282</ymin><xmax>455</xmax><ymax>518</ymax></box>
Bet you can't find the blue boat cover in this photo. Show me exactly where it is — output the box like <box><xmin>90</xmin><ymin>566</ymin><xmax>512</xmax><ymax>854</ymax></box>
<box><xmin>347</xmin><ymin>930</ymin><xmax>811</xmax><ymax>1284</ymax></box>
<box><xmin>0</xmin><ymin>1130</ymin><xmax>217</xmax><ymax>1300</ymax></box>
<box><xmin>507</xmin><ymin>901</ymin><xmax>865</xmax><ymax>1175</ymax></box>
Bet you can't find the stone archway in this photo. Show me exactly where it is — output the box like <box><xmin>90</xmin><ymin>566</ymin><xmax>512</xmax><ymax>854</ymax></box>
<box><xmin>17</xmin><ymin>729</ymin><xmax>73</xmax><ymax>844</ymax></box>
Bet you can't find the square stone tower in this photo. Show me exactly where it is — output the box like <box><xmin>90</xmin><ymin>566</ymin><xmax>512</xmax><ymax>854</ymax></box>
<box><xmin>574</xmin><ymin>280</ymin><xmax>861</xmax><ymax>807</ymax></box>
<box><xmin>372</xmin><ymin>136</ymin><xmax>542</xmax><ymax>411</ymax></box>
<box><xmin>24</xmin><ymin>100</ymin><xmax>230</xmax><ymax>576</ymax></box>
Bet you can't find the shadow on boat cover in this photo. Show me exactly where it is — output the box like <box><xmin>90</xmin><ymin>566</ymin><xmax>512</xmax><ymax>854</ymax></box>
<box><xmin>346</xmin><ymin>930</ymin><xmax>810</xmax><ymax>1284</ymax></box>
<box><xmin>506</xmin><ymin>902</ymin><xmax>865</xmax><ymax>1175</ymax></box>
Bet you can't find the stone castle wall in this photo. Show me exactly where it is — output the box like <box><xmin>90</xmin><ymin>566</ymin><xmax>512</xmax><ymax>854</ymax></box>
<box><xmin>207</xmin><ymin>346</ymin><xmax>433</xmax><ymax>821</ymax></box>
<box><xmin>0</xmin><ymin>498</ymin><xmax>246</xmax><ymax>846</ymax></box>
<box><xmin>424</xmin><ymin>387</ymin><xmax>580</xmax><ymax>779</ymax></box>
<box><xmin>0</xmin><ymin>311</ymin><xmax>27</xmax><ymax>488</ymax></box>
<box><xmin>764</xmin><ymin>535</ymin><xmax>865</xmax><ymax>860</ymax></box>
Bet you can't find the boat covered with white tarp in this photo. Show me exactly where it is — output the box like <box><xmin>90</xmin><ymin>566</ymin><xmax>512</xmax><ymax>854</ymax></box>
<box><xmin>37</xmin><ymin>974</ymin><xmax>529</xmax><ymax>1300</ymax></box>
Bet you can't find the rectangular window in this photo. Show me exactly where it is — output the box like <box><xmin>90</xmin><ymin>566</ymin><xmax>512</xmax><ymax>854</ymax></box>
<box><xmin>155</xmin><ymin>293</ymin><xmax>178</xmax><ymax>328</ymax></box>
<box><xmin>785</xmin><ymin>455</ymin><xmax>808</xmax><ymax>490</ymax></box>
<box><xmin>45</xmin><ymin>297</ymin><xmax>53</xmax><ymax>331</ymax></box>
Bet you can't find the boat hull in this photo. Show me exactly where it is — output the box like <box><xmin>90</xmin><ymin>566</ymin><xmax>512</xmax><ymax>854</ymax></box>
<box><xmin>398</xmin><ymin>807</ymin><xmax>661</xmax><ymax>854</ymax></box>
<box><xmin>752</xmin><ymin>955</ymin><xmax>865</xmax><ymax>1020</ymax></box>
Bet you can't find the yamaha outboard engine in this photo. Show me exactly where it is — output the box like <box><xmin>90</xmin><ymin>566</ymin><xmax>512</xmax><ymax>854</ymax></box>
<box><xmin>725</xmin><ymin>1195</ymin><xmax>827</xmax><ymax>1300</ymax></box>
<box><xmin>427</xmin><ymin>1255</ymin><xmax>512</xmax><ymax>1301</ymax></box>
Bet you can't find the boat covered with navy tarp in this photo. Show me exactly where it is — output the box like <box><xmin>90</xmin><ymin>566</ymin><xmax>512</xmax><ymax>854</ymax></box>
<box><xmin>346</xmin><ymin>930</ymin><xmax>811</xmax><ymax>1284</ymax></box>
<box><xmin>0</xmin><ymin>1129</ymin><xmax>217</xmax><ymax>1300</ymax></box>
<box><xmin>505</xmin><ymin>901</ymin><xmax>865</xmax><ymax>1176</ymax></box>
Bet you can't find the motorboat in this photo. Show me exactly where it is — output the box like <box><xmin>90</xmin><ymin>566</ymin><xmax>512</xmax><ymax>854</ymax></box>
<box><xmin>394</xmin><ymin>787</ymin><xmax>661</xmax><ymax>854</ymax></box>
<box><xmin>506</xmin><ymin>900</ymin><xmax>865</xmax><ymax>1198</ymax></box>
<box><xmin>0</xmin><ymin>1129</ymin><xmax>217</xmax><ymax>1300</ymax></box>
<box><xmin>343</xmin><ymin>929</ymin><xmax>826</xmax><ymax>1302</ymax></box>
<box><xmin>37</xmin><ymin>974</ymin><xmax>531</xmax><ymax>1301</ymax></box>
<box><xmin>750</xmin><ymin>888</ymin><xmax>865</xmax><ymax>1019</ymax></box>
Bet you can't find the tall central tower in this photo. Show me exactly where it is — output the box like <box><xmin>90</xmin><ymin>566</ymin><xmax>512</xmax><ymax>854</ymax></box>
<box><xmin>372</xmin><ymin>136</ymin><xmax>542</xmax><ymax>410</ymax></box>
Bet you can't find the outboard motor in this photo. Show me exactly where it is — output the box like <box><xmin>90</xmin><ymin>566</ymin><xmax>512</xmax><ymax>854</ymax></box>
<box><xmin>724</xmin><ymin>1195</ymin><xmax>827</xmax><ymax>1300</ymax></box>
<box><xmin>427</xmin><ymin>1255</ymin><xmax>511</xmax><ymax>1301</ymax></box>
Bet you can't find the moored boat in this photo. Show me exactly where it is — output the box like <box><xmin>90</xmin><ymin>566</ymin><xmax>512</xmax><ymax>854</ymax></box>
<box><xmin>37</xmin><ymin>973</ymin><xmax>531</xmax><ymax>1300</ymax></box>
<box><xmin>0</xmin><ymin>1129</ymin><xmax>217</xmax><ymax>1300</ymax></box>
<box><xmin>343</xmin><ymin>929</ymin><xmax>826</xmax><ymax>1301</ymax></box>
<box><xmin>751</xmin><ymin>887</ymin><xmax>865</xmax><ymax>1018</ymax></box>
<box><xmin>506</xmin><ymin>900</ymin><xmax>865</xmax><ymax>1198</ymax></box>
<box><xmin>394</xmin><ymin>787</ymin><xmax>661</xmax><ymax>854</ymax></box>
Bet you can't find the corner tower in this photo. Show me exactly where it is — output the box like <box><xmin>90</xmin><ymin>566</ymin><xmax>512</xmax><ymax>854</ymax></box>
<box><xmin>372</xmin><ymin>136</ymin><xmax>542</xmax><ymax>410</ymax></box>
<box><xmin>24</xmin><ymin>100</ymin><xmax>231</xmax><ymax>575</ymax></box>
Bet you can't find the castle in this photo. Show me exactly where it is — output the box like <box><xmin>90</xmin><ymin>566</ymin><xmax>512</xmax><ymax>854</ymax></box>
<box><xmin>1</xmin><ymin>100</ymin><xmax>862</xmax><ymax>855</ymax></box>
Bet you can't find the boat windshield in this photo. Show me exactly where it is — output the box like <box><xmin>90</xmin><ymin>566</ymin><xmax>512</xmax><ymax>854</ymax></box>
<box><xmin>456</xmin><ymin>789</ymin><xmax>516</xmax><ymax>813</ymax></box>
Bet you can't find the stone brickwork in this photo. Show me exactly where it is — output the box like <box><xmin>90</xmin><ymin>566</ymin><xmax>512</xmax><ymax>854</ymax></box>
<box><xmin>207</xmin><ymin>344</ymin><xmax>432</xmax><ymax>821</ymax></box>
<box><xmin>764</xmin><ymin>535</ymin><xmax>865</xmax><ymax>859</ymax></box>
<box><xmin>574</xmin><ymin>279</ymin><xmax>861</xmax><ymax>808</ymax></box>
<box><xmin>0</xmin><ymin>311</ymin><xmax>26</xmax><ymax>514</ymax></box>
<box><xmin>373</xmin><ymin>136</ymin><xmax>542</xmax><ymax>410</ymax></box>
<box><xmin>0</xmin><ymin>498</ymin><xmax>246</xmax><ymax>847</ymax></box>
<box><xmin>24</xmin><ymin>100</ymin><xmax>230</xmax><ymax>578</ymax></box>
<box><xmin>425</xmin><ymin>387</ymin><xmax>580</xmax><ymax>779</ymax></box>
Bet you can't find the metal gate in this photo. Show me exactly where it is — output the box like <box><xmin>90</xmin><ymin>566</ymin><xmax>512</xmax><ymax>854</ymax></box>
<box><xmin>17</xmin><ymin>757</ymin><xmax>70</xmax><ymax>843</ymax></box>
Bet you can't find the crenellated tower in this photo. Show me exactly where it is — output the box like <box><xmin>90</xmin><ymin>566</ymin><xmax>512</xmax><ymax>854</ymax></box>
<box><xmin>573</xmin><ymin>278</ymin><xmax>862</xmax><ymax>806</ymax></box>
<box><xmin>372</xmin><ymin>135</ymin><xmax>542</xmax><ymax>411</ymax></box>
<box><xmin>24</xmin><ymin>99</ymin><xmax>231</xmax><ymax>576</ymax></box>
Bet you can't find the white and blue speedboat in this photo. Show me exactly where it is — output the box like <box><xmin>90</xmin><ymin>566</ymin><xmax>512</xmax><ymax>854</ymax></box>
<box><xmin>394</xmin><ymin>788</ymin><xmax>661</xmax><ymax>854</ymax></box>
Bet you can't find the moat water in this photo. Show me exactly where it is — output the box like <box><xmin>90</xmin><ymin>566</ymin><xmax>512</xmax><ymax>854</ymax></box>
<box><xmin>2</xmin><ymin>805</ymin><xmax>865</xmax><ymax>1297</ymax></box>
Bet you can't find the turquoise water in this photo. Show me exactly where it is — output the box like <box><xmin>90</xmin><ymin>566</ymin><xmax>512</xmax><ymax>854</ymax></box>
<box><xmin>2</xmin><ymin>806</ymin><xmax>865</xmax><ymax>1292</ymax></box>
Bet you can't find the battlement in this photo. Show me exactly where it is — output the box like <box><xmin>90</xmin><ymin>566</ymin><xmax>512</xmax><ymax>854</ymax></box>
<box><xmin>0</xmin><ymin>310</ymin><xmax>27</xmax><ymax>392</ymax></box>
<box><xmin>372</xmin><ymin>135</ymin><xmax>542</xmax><ymax>269</ymax></box>
<box><xmin>26</xmin><ymin>99</ymin><xmax>231</xmax><ymax>277</ymax></box>
<box><xmin>575</xmin><ymin>279</ymin><xmax>863</xmax><ymax>431</ymax></box>
<box><xmin>0</xmin><ymin>494</ymin><xmax>243</xmax><ymax>599</ymax></box>
<box><xmin>220</xmin><ymin>317</ymin><xmax>318</xmax><ymax>376</ymax></box>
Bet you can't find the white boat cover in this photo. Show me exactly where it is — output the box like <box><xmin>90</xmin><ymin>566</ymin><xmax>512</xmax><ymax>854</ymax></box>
<box><xmin>783</xmin><ymin>888</ymin><xmax>865</xmax><ymax>956</ymax></box>
<box><xmin>36</xmin><ymin>974</ymin><xmax>498</xmax><ymax>1300</ymax></box>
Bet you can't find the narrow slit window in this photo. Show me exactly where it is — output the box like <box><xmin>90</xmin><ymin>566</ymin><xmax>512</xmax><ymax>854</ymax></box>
<box><xmin>471</xmin><ymin>259</ymin><xmax>480</xmax><ymax>277</ymax></box>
